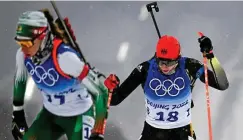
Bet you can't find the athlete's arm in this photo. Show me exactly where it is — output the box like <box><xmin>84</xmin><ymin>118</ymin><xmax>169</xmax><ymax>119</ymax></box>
<box><xmin>13</xmin><ymin>48</ymin><xmax>28</xmax><ymax>109</ymax></box>
<box><xmin>185</xmin><ymin>57</ymin><xmax>229</xmax><ymax>90</ymax></box>
<box><xmin>110</xmin><ymin>61</ymin><xmax>149</xmax><ymax>106</ymax></box>
<box><xmin>58</xmin><ymin>46</ymin><xmax>105</xmax><ymax>95</ymax></box>
<box><xmin>58</xmin><ymin>50</ymin><xmax>89</xmax><ymax>80</ymax></box>
<box><xmin>203</xmin><ymin>57</ymin><xmax>229</xmax><ymax>90</ymax></box>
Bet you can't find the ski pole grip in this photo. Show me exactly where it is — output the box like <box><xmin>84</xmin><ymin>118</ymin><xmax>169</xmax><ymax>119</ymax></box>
<box><xmin>146</xmin><ymin>2</ymin><xmax>159</xmax><ymax>12</ymax></box>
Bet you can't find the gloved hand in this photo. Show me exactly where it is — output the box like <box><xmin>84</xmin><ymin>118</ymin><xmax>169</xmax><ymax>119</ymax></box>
<box><xmin>104</xmin><ymin>74</ymin><xmax>120</xmax><ymax>92</ymax></box>
<box><xmin>89</xmin><ymin>133</ymin><xmax>104</xmax><ymax>140</ymax></box>
<box><xmin>11</xmin><ymin>109</ymin><xmax>28</xmax><ymax>140</ymax></box>
<box><xmin>198</xmin><ymin>36</ymin><xmax>214</xmax><ymax>59</ymax></box>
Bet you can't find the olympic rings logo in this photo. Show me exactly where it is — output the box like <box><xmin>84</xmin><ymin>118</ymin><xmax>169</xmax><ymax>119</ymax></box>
<box><xmin>26</xmin><ymin>62</ymin><xmax>59</xmax><ymax>87</ymax></box>
<box><xmin>149</xmin><ymin>77</ymin><xmax>185</xmax><ymax>97</ymax></box>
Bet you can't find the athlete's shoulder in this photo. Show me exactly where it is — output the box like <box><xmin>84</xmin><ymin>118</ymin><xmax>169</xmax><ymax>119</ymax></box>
<box><xmin>184</xmin><ymin>57</ymin><xmax>203</xmax><ymax>67</ymax></box>
<box><xmin>52</xmin><ymin>38</ymin><xmax>75</xmax><ymax>52</ymax></box>
<box><xmin>136</xmin><ymin>55</ymin><xmax>157</xmax><ymax>73</ymax></box>
<box><xmin>136</xmin><ymin>60</ymin><xmax>150</xmax><ymax>73</ymax></box>
<box><xmin>56</xmin><ymin>42</ymin><xmax>81</xmax><ymax>63</ymax></box>
<box><xmin>56</xmin><ymin>43</ymin><xmax>77</xmax><ymax>55</ymax></box>
<box><xmin>184</xmin><ymin>57</ymin><xmax>203</xmax><ymax>77</ymax></box>
<box><xmin>56</xmin><ymin>45</ymin><xmax>84</xmax><ymax>78</ymax></box>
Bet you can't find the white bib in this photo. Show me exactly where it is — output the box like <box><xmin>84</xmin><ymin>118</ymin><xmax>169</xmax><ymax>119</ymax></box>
<box><xmin>145</xmin><ymin>94</ymin><xmax>192</xmax><ymax>129</ymax></box>
<box><xmin>42</xmin><ymin>84</ymin><xmax>93</xmax><ymax>117</ymax></box>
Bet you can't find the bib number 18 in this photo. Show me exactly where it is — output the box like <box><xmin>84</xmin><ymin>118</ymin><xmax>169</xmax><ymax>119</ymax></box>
<box><xmin>155</xmin><ymin>109</ymin><xmax>190</xmax><ymax>122</ymax></box>
<box><xmin>156</xmin><ymin>111</ymin><xmax>179</xmax><ymax>122</ymax></box>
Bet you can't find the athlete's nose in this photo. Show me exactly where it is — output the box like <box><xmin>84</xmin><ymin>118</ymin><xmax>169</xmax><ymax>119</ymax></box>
<box><xmin>160</xmin><ymin>64</ymin><xmax>169</xmax><ymax>70</ymax></box>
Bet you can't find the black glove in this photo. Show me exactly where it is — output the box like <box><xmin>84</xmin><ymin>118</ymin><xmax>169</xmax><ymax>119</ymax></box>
<box><xmin>89</xmin><ymin>133</ymin><xmax>104</xmax><ymax>140</ymax></box>
<box><xmin>12</xmin><ymin>109</ymin><xmax>28</xmax><ymax>140</ymax></box>
<box><xmin>198</xmin><ymin>36</ymin><xmax>214</xmax><ymax>59</ymax></box>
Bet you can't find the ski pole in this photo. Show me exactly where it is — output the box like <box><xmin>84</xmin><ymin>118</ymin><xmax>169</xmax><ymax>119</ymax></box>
<box><xmin>198</xmin><ymin>32</ymin><xmax>213</xmax><ymax>140</ymax></box>
<box><xmin>92</xmin><ymin>80</ymin><xmax>113</xmax><ymax>136</ymax></box>
<box><xmin>146</xmin><ymin>1</ymin><xmax>161</xmax><ymax>38</ymax></box>
<box><xmin>102</xmin><ymin>89</ymin><xmax>112</xmax><ymax>135</ymax></box>
<box><xmin>50</xmin><ymin>0</ymin><xmax>87</xmax><ymax>63</ymax></box>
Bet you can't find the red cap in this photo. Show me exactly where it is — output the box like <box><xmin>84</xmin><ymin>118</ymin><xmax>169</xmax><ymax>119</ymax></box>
<box><xmin>156</xmin><ymin>35</ymin><xmax>181</xmax><ymax>60</ymax></box>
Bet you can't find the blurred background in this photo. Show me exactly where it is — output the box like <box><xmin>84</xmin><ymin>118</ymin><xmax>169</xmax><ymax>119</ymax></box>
<box><xmin>0</xmin><ymin>1</ymin><xmax>242</xmax><ymax>140</ymax></box>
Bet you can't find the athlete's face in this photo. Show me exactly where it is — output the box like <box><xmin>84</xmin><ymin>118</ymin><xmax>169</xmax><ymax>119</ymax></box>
<box><xmin>156</xmin><ymin>58</ymin><xmax>179</xmax><ymax>75</ymax></box>
<box><xmin>15</xmin><ymin>27</ymin><xmax>48</xmax><ymax>57</ymax></box>
<box><xmin>159</xmin><ymin>63</ymin><xmax>178</xmax><ymax>74</ymax></box>
<box><xmin>20</xmin><ymin>39</ymin><xmax>43</xmax><ymax>57</ymax></box>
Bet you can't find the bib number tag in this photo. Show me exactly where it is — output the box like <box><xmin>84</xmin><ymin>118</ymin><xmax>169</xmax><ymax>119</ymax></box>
<box><xmin>147</xmin><ymin>106</ymin><xmax>191</xmax><ymax>122</ymax></box>
<box><xmin>46</xmin><ymin>94</ymin><xmax>66</xmax><ymax>105</ymax></box>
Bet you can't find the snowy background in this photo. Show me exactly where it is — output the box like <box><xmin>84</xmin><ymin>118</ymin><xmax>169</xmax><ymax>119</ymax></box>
<box><xmin>0</xmin><ymin>1</ymin><xmax>242</xmax><ymax>140</ymax></box>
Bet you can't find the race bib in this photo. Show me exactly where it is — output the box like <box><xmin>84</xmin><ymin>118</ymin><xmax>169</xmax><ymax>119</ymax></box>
<box><xmin>82</xmin><ymin>115</ymin><xmax>95</xmax><ymax>140</ymax></box>
<box><xmin>146</xmin><ymin>98</ymin><xmax>191</xmax><ymax>123</ymax></box>
<box><xmin>42</xmin><ymin>87</ymin><xmax>89</xmax><ymax>105</ymax></box>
